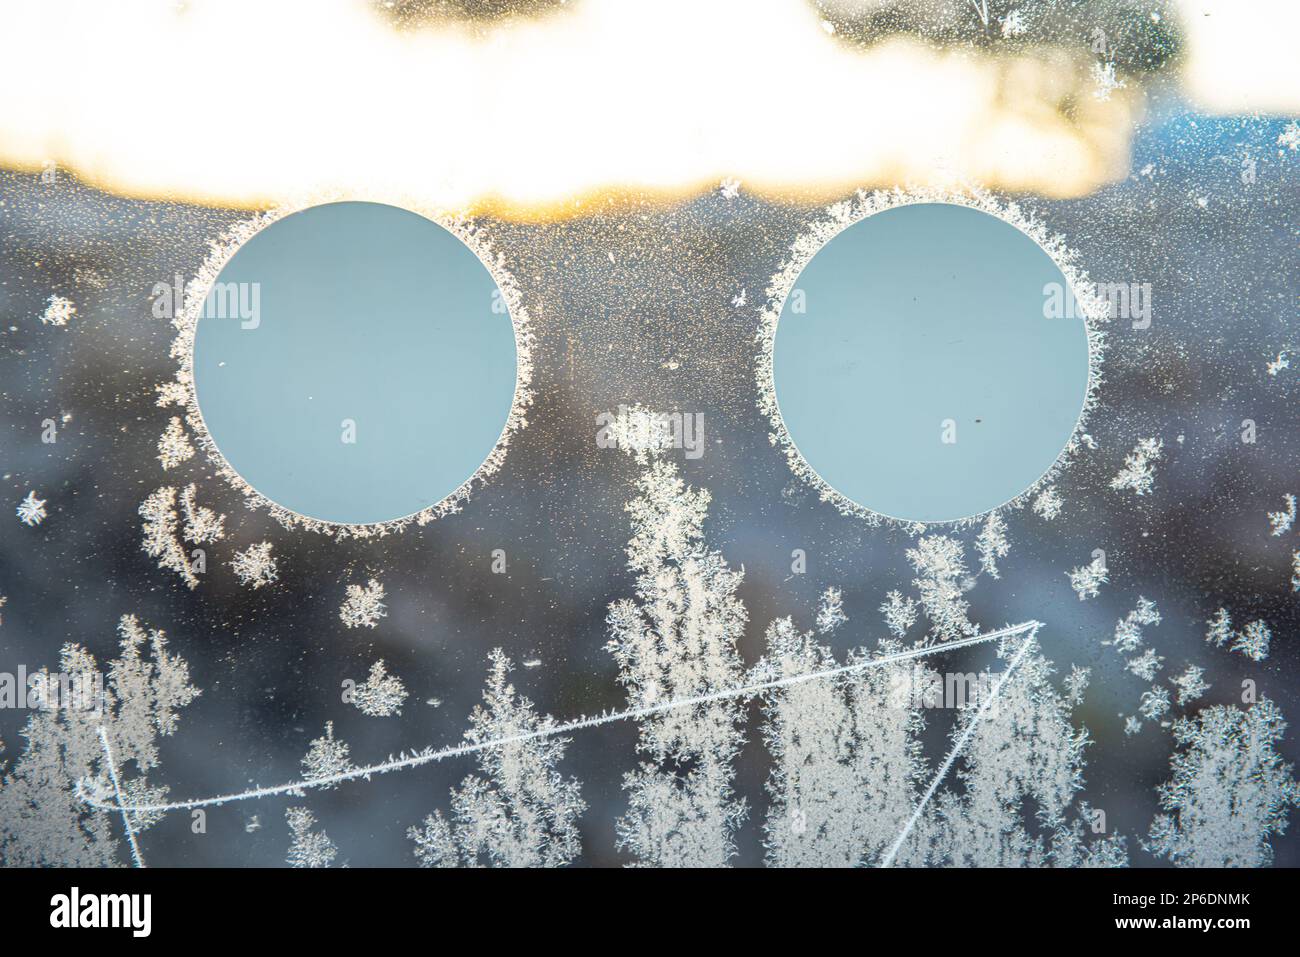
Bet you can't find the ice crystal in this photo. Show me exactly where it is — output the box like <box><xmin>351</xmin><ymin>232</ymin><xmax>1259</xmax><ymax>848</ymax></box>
<box><xmin>999</xmin><ymin>10</ymin><xmax>1026</xmax><ymax>38</ymax></box>
<box><xmin>1170</xmin><ymin>665</ymin><xmax>1209</xmax><ymax>707</ymax></box>
<box><xmin>1204</xmin><ymin>609</ymin><xmax>1273</xmax><ymax>662</ymax></box>
<box><xmin>179</xmin><ymin>483</ymin><xmax>224</xmax><ymax>544</ymax></box>
<box><xmin>39</xmin><ymin>294</ymin><xmax>75</xmax><ymax>327</ymax></box>
<box><xmin>285</xmin><ymin>807</ymin><xmax>337</xmax><ymax>868</ymax></box>
<box><xmin>1091</xmin><ymin>61</ymin><xmax>1125</xmax><ymax>102</ymax></box>
<box><xmin>0</xmin><ymin>614</ymin><xmax>198</xmax><ymax>866</ymax></box>
<box><xmin>139</xmin><ymin>487</ymin><xmax>195</xmax><ymax>589</ymax></box>
<box><xmin>139</xmin><ymin>485</ymin><xmax>219</xmax><ymax>589</ymax></box>
<box><xmin>814</xmin><ymin>587</ymin><xmax>846</xmax><ymax>635</ymax></box>
<box><xmin>300</xmin><ymin>722</ymin><xmax>353</xmax><ymax>789</ymax></box>
<box><xmin>1067</xmin><ymin>554</ymin><xmax>1108</xmax><ymax>600</ymax></box>
<box><xmin>1110</xmin><ymin>438</ymin><xmax>1162</xmax><ymax>496</ymax></box>
<box><xmin>339</xmin><ymin>579</ymin><xmax>387</xmax><ymax>629</ymax></box>
<box><xmin>1126</xmin><ymin>648</ymin><xmax>1164</xmax><ymax>682</ymax></box>
<box><xmin>974</xmin><ymin>512</ymin><xmax>1010</xmax><ymax>579</ymax></box>
<box><xmin>1205</xmin><ymin>607</ymin><xmax>1234</xmax><ymax>648</ymax></box>
<box><xmin>154</xmin><ymin>380</ymin><xmax>189</xmax><ymax>408</ymax></box>
<box><xmin>1107</xmin><ymin>597</ymin><xmax>1160</xmax><ymax>655</ymax></box>
<box><xmin>1050</xmin><ymin>803</ymin><xmax>1130</xmax><ymax>868</ymax></box>
<box><xmin>1267</xmin><ymin>493</ymin><xmax>1296</xmax><ymax>536</ymax></box>
<box><xmin>120</xmin><ymin>778</ymin><xmax>171</xmax><ymax>834</ymax></box>
<box><xmin>1032</xmin><ymin>486</ymin><xmax>1063</xmax><ymax>520</ymax></box>
<box><xmin>156</xmin><ymin>416</ymin><xmax>195</xmax><ymax>470</ymax></box>
<box><xmin>1063</xmin><ymin>665</ymin><xmax>1090</xmax><ymax>707</ymax></box>
<box><xmin>408</xmin><ymin>649</ymin><xmax>584</xmax><ymax>867</ymax></box>
<box><xmin>1231</xmin><ymin>620</ymin><xmax>1272</xmax><ymax>663</ymax></box>
<box><xmin>1144</xmin><ymin>699</ymin><xmax>1299</xmax><ymax>867</ymax></box>
<box><xmin>407</xmin><ymin>813</ymin><xmax>456</xmax><ymax>867</ymax></box>
<box><xmin>906</xmin><ymin>536</ymin><xmax>978</xmax><ymax>642</ymax></box>
<box><xmin>16</xmin><ymin>490</ymin><xmax>47</xmax><ymax>527</ymax></box>
<box><xmin>879</xmin><ymin>590</ymin><xmax>919</xmax><ymax>638</ymax></box>
<box><xmin>1279</xmin><ymin>120</ymin><xmax>1300</xmax><ymax>152</ymax></box>
<box><xmin>600</xmin><ymin>403</ymin><xmax>676</xmax><ymax>461</ymax></box>
<box><xmin>1138</xmin><ymin>685</ymin><xmax>1171</xmax><ymax>723</ymax></box>
<box><xmin>351</xmin><ymin>660</ymin><xmax>408</xmax><ymax>717</ymax></box>
<box><xmin>230</xmin><ymin>541</ymin><xmax>278</xmax><ymax>589</ymax></box>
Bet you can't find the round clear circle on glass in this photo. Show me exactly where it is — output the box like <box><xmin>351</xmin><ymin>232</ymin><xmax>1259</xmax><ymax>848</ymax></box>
<box><xmin>769</xmin><ymin>201</ymin><xmax>1092</xmax><ymax>524</ymax></box>
<box><xmin>191</xmin><ymin>201</ymin><xmax>521</xmax><ymax>527</ymax></box>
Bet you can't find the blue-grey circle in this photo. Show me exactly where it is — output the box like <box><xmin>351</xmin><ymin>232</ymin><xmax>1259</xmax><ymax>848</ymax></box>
<box><xmin>773</xmin><ymin>202</ymin><xmax>1090</xmax><ymax>524</ymax></box>
<box><xmin>193</xmin><ymin>201</ymin><xmax>518</xmax><ymax>526</ymax></box>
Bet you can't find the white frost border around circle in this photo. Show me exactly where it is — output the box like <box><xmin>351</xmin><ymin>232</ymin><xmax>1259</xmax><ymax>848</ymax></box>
<box><xmin>755</xmin><ymin>186</ymin><xmax>1110</xmax><ymax>531</ymax></box>
<box><xmin>164</xmin><ymin>192</ymin><xmax>536</xmax><ymax>539</ymax></box>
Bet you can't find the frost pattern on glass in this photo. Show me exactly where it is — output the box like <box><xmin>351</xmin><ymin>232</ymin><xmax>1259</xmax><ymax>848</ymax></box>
<box><xmin>605</xmin><ymin>458</ymin><xmax>749</xmax><ymax>866</ymax></box>
<box><xmin>408</xmin><ymin>650</ymin><xmax>585</xmax><ymax>868</ymax></box>
<box><xmin>0</xmin><ymin>616</ymin><xmax>199</xmax><ymax>866</ymax></box>
<box><xmin>1144</xmin><ymin>700</ymin><xmax>1299</xmax><ymax>868</ymax></box>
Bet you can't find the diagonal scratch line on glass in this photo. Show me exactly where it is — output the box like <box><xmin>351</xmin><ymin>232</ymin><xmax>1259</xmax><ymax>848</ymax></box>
<box><xmin>81</xmin><ymin>621</ymin><xmax>1042</xmax><ymax>816</ymax></box>
<box><xmin>98</xmin><ymin>725</ymin><xmax>147</xmax><ymax>868</ymax></box>
<box><xmin>878</xmin><ymin>623</ymin><xmax>1041</xmax><ymax>868</ymax></box>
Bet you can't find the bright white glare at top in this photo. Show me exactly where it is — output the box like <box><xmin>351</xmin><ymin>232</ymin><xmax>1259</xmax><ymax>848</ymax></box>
<box><xmin>0</xmin><ymin>0</ymin><xmax>1292</xmax><ymax>217</ymax></box>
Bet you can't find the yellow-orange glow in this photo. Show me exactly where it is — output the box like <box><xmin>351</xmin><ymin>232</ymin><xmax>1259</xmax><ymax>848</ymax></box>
<box><xmin>0</xmin><ymin>0</ymin><xmax>1284</xmax><ymax>218</ymax></box>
